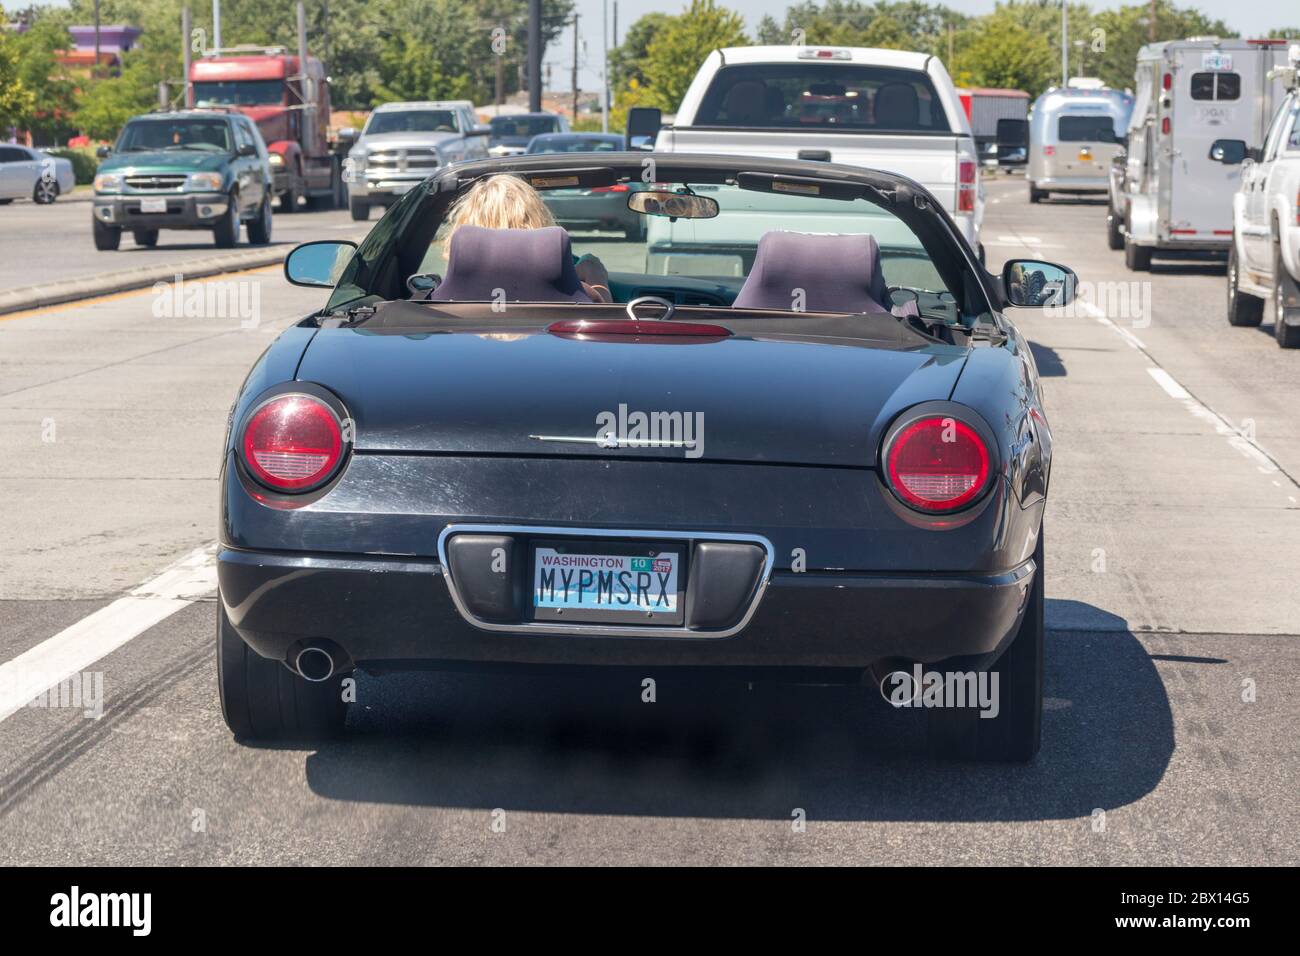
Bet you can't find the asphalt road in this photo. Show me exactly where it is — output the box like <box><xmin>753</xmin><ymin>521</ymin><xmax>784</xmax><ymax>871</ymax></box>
<box><xmin>0</xmin><ymin>175</ymin><xmax>1296</xmax><ymax>864</ymax></box>
<box><xmin>0</xmin><ymin>196</ymin><xmax>367</xmax><ymax>294</ymax></box>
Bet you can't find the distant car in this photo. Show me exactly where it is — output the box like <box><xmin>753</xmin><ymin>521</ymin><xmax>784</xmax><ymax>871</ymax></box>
<box><xmin>0</xmin><ymin>145</ymin><xmax>75</xmax><ymax>204</ymax></box>
<box><xmin>527</xmin><ymin>133</ymin><xmax>643</xmax><ymax>239</ymax></box>
<box><xmin>488</xmin><ymin>113</ymin><xmax>569</xmax><ymax>157</ymax></box>
<box><xmin>345</xmin><ymin>101</ymin><xmax>491</xmax><ymax>221</ymax></box>
<box><xmin>91</xmin><ymin>110</ymin><xmax>273</xmax><ymax>250</ymax></box>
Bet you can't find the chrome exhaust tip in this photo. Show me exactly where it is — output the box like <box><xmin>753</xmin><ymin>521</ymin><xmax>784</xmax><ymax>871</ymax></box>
<box><xmin>294</xmin><ymin>646</ymin><xmax>336</xmax><ymax>683</ymax></box>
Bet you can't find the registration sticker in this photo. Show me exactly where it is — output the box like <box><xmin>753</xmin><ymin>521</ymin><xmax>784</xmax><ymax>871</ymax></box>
<box><xmin>533</xmin><ymin>548</ymin><xmax>679</xmax><ymax>616</ymax></box>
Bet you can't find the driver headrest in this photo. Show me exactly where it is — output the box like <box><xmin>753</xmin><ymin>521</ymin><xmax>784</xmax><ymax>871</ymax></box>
<box><xmin>732</xmin><ymin>231</ymin><xmax>890</xmax><ymax>314</ymax></box>
<box><xmin>429</xmin><ymin>225</ymin><xmax>591</xmax><ymax>303</ymax></box>
<box><xmin>874</xmin><ymin>83</ymin><xmax>920</xmax><ymax>128</ymax></box>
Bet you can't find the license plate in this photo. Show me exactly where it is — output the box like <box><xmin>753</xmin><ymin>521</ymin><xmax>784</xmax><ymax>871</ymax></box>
<box><xmin>139</xmin><ymin>198</ymin><xmax>167</xmax><ymax>213</ymax></box>
<box><xmin>533</xmin><ymin>546</ymin><xmax>681</xmax><ymax>624</ymax></box>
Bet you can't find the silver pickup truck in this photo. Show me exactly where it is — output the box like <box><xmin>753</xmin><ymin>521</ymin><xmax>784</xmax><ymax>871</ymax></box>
<box><xmin>654</xmin><ymin>45</ymin><xmax>984</xmax><ymax>257</ymax></box>
<box><xmin>346</xmin><ymin>101</ymin><xmax>490</xmax><ymax>221</ymax></box>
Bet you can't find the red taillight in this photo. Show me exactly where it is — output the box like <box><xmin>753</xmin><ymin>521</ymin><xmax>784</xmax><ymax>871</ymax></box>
<box><xmin>959</xmin><ymin>160</ymin><xmax>976</xmax><ymax>185</ymax></box>
<box><xmin>548</xmin><ymin>319</ymin><xmax>731</xmax><ymax>338</ymax></box>
<box><xmin>1161</xmin><ymin>117</ymin><xmax>1171</xmax><ymax>135</ymax></box>
<box><xmin>1043</xmin><ymin>145</ymin><xmax>1055</xmax><ymax>157</ymax></box>
<box><xmin>1162</xmin><ymin>73</ymin><xmax>1172</xmax><ymax>90</ymax></box>
<box><xmin>958</xmin><ymin>159</ymin><xmax>976</xmax><ymax>213</ymax></box>
<box><xmin>591</xmin><ymin>184</ymin><xmax>630</xmax><ymax>193</ymax></box>
<box><xmin>884</xmin><ymin>415</ymin><xmax>991</xmax><ymax>512</ymax></box>
<box><xmin>241</xmin><ymin>394</ymin><xmax>344</xmax><ymax>492</ymax></box>
<box><xmin>1295</xmin><ymin>187</ymin><xmax>1299</xmax><ymax>227</ymax></box>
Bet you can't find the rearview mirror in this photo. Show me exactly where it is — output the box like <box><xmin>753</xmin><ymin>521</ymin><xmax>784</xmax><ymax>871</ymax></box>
<box><xmin>1209</xmin><ymin>138</ymin><xmax>1248</xmax><ymax>164</ymax></box>
<box><xmin>284</xmin><ymin>240</ymin><xmax>357</xmax><ymax>288</ymax></box>
<box><xmin>628</xmin><ymin>190</ymin><xmax>719</xmax><ymax>220</ymax></box>
<box><xmin>1002</xmin><ymin>259</ymin><xmax>1077</xmax><ymax>309</ymax></box>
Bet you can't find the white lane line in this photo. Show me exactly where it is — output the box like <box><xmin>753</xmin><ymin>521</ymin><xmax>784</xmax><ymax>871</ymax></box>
<box><xmin>0</xmin><ymin>545</ymin><xmax>217</xmax><ymax>723</ymax></box>
<box><xmin>1077</xmin><ymin>301</ymin><xmax>1146</xmax><ymax>349</ymax></box>
<box><xmin>1144</xmin><ymin>368</ymin><xmax>1279</xmax><ymax>475</ymax></box>
<box><xmin>1147</xmin><ymin>366</ymin><xmax>1190</xmax><ymax>400</ymax></box>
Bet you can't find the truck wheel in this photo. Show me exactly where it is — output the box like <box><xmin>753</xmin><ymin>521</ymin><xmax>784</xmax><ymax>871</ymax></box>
<box><xmin>350</xmin><ymin>197</ymin><xmax>370</xmax><ymax>221</ymax></box>
<box><xmin>1028</xmin><ymin>184</ymin><xmax>1045</xmax><ymax>203</ymax></box>
<box><xmin>927</xmin><ymin>530</ymin><xmax>1044</xmax><ymax>762</ymax></box>
<box><xmin>213</xmin><ymin>198</ymin><xmax>240</xmax><ymax>248</ymax></box>
<box><xmin>1106</xmin><ymin>210</ymin><xmax>1124</xmax><ymax>250</ymax></box>
<box><xmin>246</xmin><ymin>195</ymin><xmax>272</xmax><ymax>245</ymax></box>
<box><xmin>132</xmin><ymin>229</ymin><xmax>159</xmax><ymax>248</ymax></box>
<box><xmin>1274</xmin><ymin>244</ymin><xmax>1300</xmax><ymax>348</ymax></box>
<box><xmin>92</xmin><ymin>218</ymin><xmax>121</xmax><ymax>251</ymax></box>
<box><xmin>1124</xmin><ymin>235</ymin><xmax>1151</xmax><ymax>271</ymax></box>
<box><xmin>1226</xmin><ymin>243</ymin><xmax>1263</xmax><ymax>327</ymax></box>
<box><xmin>332</xmin><ymin>158</ymin><xmax>347</xmax><ymax>209</ymax></box>
<box><xmin>217</xmin><ymin>603</ymin><xmax>348</xmax><ymax>741</ymax></box>
<box><xmin>279</xmin><ymin>166</ymin><xmax>301</xmax><ymax>214</ymax></box>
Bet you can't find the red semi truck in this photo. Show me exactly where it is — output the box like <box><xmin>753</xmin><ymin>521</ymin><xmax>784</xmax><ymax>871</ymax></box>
<box><xmin>189</xmin><ymin>47</ymin><xmax>350</xmax><ymax>211</ymax></box>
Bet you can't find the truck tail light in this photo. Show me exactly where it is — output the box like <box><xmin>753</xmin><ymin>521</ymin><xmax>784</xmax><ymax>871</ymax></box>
<box><xmin>1162</xmin><ymin>72</ymin><xmax>1172</xmax><ymax>90</ymax></box>
<box><xmin>1162</xmin><ymin>117</ymin><xmax>1171</xmax><ymax>135</ymax></box>
<box><xmin>1043</xmin><ymin>145</ymin><xmax>1055</xmax><ymax>157</ymax></box>
<box><xmin>241</xmin><ymin>394</ymin><xmax>345</xmax><ymax>492</ymax></box>
<box><xmin>1295</xmin><ymin>187</ymin><xmax>1299</xmax><ymax>227</ymax></box>
<box><xmin>958</xmin><ymin>160</ymin><xmax>976</xmax><ymax>213</ymax></box>
<box><xmin>884</xmin><ymin>415</ymin><xmax>991</xmax><ymax>513</ymax></box>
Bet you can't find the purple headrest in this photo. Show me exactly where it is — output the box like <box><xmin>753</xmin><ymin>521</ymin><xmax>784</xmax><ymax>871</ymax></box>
<box><xmin>732</xmin><ymin>232</ymin><xmax>890</xmax><ymax>314</ymax></box>
<box><xmin>429</xmin><ymin>225</ymin><xmax>591</xmax><ymax>303</ymax></box>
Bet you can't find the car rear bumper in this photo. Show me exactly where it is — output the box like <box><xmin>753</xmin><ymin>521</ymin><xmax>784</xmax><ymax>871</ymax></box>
<box><xmin>217</xmin><ymin>545</ymin><xmax>1035</xmax><ymax>672</ymax></box>
<box><xmin>1033</xmin><ymin>176</ymin><xmax>1108</xmax><ymax>192</ymax></box>
<box><xmin>92</xmin><ymin>192</ymin><xmax>228</xmax><ymax>229</ymax></box>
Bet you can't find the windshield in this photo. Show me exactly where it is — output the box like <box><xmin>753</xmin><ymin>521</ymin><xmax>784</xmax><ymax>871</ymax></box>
<box><xmin>403</xmin><ymin>179</ymin><xmax>953</xmax><ymax>321</ymax></box>
<box><xmin>366</xmin><ymin>110</ymin><xmax>460</xmax><ymax>135</ymax></box>
<box><xmin>491</xmin><ymin>116</ymin><xmax>560</xmax><ymax>139</ymax></box>
<box><xmin>116</xmin><ymin>119</ymin><xmax>233</xmax><ymax>152</ymax></box>
<box><xmin>1058</xmin><ymin>114</ymin><xmax>1118</xmax><ymax>142</ymax></box>
<box><xmin>527</xmin><ymin>136</ymin><xmax>623</xmax><ymax>153</ymax></box>
<box><xmin>695</xmin><ymin>64</ymin><xmax>953</xmax><ymax>132</ymax></box>
<box><xmin>192</xmin><ymin>80</ymin><xmax>283</xmax><ymax>107</ymax></box>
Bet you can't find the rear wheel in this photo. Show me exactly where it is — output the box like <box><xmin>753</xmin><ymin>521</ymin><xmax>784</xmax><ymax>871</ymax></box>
<box><xmin>1124</xmin><ymin>234</ymin><xmax>1151</xmax><ymax>271</ymax></box>
<box><xmin>1106</xmin><ymin>209</ymin><xmax>1124</xmax><ymax>250</ymax></box>
<box><xmin>278</xmin><ymin>163</ymin><xmax>301</xmax><ymax>213</ymax></box>
<box><xmin>1275</xmin><ymin>244</ymin><xmax>1300</xmax><ymax>348</ymax></box>
<box><xmin>213</xmin><ymin>197</ymin><xmax>240</xmax><ymax>248</ymax></box>
<box><xmin>1227</xmin><ymin>242</ymin><xmax>1264</xmax><ymax>327</ymax></box>
<box><xmin>1028</xmin><ymin>184</ymin><xmax>1045</xmax><ymax>203</ymax></box>
<box><xmin>350</xmin><ymin>196</ymin><xmax>370</xmax><ymax>221</ymax></box>
<box><xmin>217</xmin><ymin>603</ymin><xmax>348</xmax><ymax>741</ymax></box>
<box><xmin>927</xmin><ymin>530</ymin><xmax>1044</xmax><ymax>762</ymax></box>
<box><xmin>33</xmin><ymin>178</ymin><xmax>59</xmax><ymax>204</ymax></box>
<box><xmin>246</xmin><ymin>195</ymin><xmax>272</xmax><ymax>245</ymax></box>
<box><xmin>92</xmin><ymin>218</ymin><xmax>121</xmax><ymax>251</ymax></box>
<box><xmin>132</xmin><ymin>228</ymin><xmax>159</xmax><ymax>248</ymax></box>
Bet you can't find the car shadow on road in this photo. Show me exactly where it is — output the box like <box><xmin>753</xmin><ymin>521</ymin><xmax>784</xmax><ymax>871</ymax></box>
<box><xmin>300</xmin><ymin>600</ymin><xmax>1173</xmax><ymax>821</ymax></box>
<box><xmin>1028</xmin><ymin>341</ymin><xmax>1067</xmax><ymax>376</ymax></box>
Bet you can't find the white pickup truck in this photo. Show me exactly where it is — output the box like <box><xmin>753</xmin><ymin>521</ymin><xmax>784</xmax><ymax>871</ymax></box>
<box><xmin>1226</xmin><ymin>46</ymin><xmax>1300</xmax><ymax>348</ymax></box>
<box><xmin>654</xmin><ymin>45</ymin><xmax>984</xmax><ymax>257</ymax></box>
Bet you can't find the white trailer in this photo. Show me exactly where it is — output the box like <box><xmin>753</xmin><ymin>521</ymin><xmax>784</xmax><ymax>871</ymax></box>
<box><xmin>1118</xmin><ymin>37</ymin><xmax>1294</xmax><ymax>271</ymax></box>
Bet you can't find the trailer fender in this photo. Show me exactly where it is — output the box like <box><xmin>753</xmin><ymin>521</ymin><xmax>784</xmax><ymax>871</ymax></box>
<box><xmin>1127</xmin><ymin>193</ymin><xmax>1158</xmax><ymax>246</ymax></box>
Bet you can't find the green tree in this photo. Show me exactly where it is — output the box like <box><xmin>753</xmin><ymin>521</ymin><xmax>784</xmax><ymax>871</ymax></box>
<box><xmin>15</xmin><ymin>18</ymin><xmax>80</xmax><ymax>142</ymax></box>
<box><xmin>0</xmin><ymin>11</ymin><xmax>37</xmax><ymax>131</ymax></box>
<box><xmin>1091</xmin><ymin>1</ymin><xmax>1233</xmax><ymax>91</ymax></box>
<box><xmin>642</xmin><ymin>0</ymin><xmax>750</xmax><ymax>112</ymax></box>
<box><xmin>953</xmin><ymin>14</ymin><xmax>1057</xmax><ymax>92</ymax></box>
<box><xmin>609</xmin><ymin>12</ymin><xmax>672</xmax><ymax>91</ymax></box>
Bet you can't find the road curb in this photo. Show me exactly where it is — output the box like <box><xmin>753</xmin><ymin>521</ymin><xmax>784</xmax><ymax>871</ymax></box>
<box><xmin>0</xmin><ymin>246</ymin><xmax>290</xmax><ymax>316</ymax></box>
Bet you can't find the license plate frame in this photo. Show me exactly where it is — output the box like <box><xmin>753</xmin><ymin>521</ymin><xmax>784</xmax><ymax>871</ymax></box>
<box><xmin>139</xmin><ymin>197</ymin><xmax>168</xmax><ymax>214</ymax></box>
<box><xmin>530</xmin><ymin>539</ymin><xmax>686</xmax><ymax>627</ymax></box>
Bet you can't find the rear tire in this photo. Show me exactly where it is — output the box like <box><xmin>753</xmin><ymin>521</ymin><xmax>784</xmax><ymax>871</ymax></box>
<box><xmin>1227</xmin><ymin>242</ymin><xmax>1264</xmax><ymax>327</ymax></box>
<box><xmin>92</xmin><ymin>218</ymin><xmax>121</xmax><ymax>251</ymax></box>
<box><xmin>350</xmin><ymin>197</ymin><xmax>370</xmax><ymax>221</ymax></box>
<box><xmin>1028</xmin><ymin>184</ymin><xmax>1045</xmax><ymax>203</ymax></box>
<box><xmin>1124</xmin><ymin>235</ymin><xmax>1151</xmax><ymax>271</ymax></box>
<box><xmin>132</xmin><ymin>228</ymin><xmax>159</xmax><ymax>248</ymax></box>
<box><xmin>213</xmin><ymin>198</ymin><xmax>240</xmax><ymax>248</ymax></box>
<box><xmin>217</xmin><ymin>603</ymin><xmax>348</xmax><ymax>741</ymax></box>
<box><xmin>1275</xmin><ymin>244</ymin><xmax>1300</xmax><ymax>348</ymax></box>
<box><xmin>927</xmin><ymin>530</ymin><xmax>1044</xmax><ymax>762</ymax></box>
<box><xmin>246</xmin><ymin>195</ymin><xmax>272</xmax><ymax>245</ymax></box>
<box><xmin>33</xmin><ymin>178</ymin><xmax>59</xmax><ymax>204</ymax></box>
<box><xmin>1106</xmin><ymin>210</ymin><xmax>1124</xmax><ymax>250</ymax></box>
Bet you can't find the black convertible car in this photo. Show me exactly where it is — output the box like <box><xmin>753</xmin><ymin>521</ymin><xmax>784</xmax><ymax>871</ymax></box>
<box><xmin>217</xmin><ymin>153</ymin><xmax>1074</xmax><ymax>761</ymax></box>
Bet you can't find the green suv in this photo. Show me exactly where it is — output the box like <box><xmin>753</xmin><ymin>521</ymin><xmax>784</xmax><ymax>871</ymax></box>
<box><xmin>92</xmin><ymin>111</ymin><xmax>273</xmax><ymax>250</ymax></box>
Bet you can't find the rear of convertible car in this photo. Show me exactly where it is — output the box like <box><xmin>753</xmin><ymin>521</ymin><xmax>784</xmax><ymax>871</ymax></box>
<box><xmin>216</xmin><ymin>315</ymin><xmax>1050</xmax><ymax>760</ymax></box>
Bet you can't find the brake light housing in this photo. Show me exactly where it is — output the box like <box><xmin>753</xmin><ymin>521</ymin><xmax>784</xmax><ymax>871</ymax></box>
<box><xmin>882</xmin><ymin>411</ymin><xmax>994</xmax><ymax>513</ymax></box>
<box><xmin>240</xmin><ymin>392</ymin><xmax>347</xmax><ymax>493</ymax></box>
<box><xmin>958</xmin><ymin>159</ymin><xmax>977</xmax><ymax>213</ymax></box>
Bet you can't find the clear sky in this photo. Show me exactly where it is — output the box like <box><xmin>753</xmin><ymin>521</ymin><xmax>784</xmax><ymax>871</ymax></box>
<box><xmin>554</xmin><ymin>0</ymin><xmax>1295</xmax><ymax>90</ymax></box>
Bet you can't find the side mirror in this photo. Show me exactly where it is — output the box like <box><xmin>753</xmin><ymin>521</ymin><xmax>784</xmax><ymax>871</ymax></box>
<box><xmin>1002</xmin><ymin>259</ymin><xmax>1077</xmax><ymax>309</ymax></box>
<box><xmin>626</xmin><ymin>107</ymin><xmax>662</xmax><ymax>149</ymax></box>
<box><xmin>96</xmin><ymin>145</ymin><xmax>111</xmax><ymax>159</ymax></box>
<box><xmin>1208</xmin><ymin>138</ymin><xmax>1248</xmax><ymax>164</ymax></box>
<box><xmin>237</xmin><ymin>142</ymin><xmax>258</xmax><ymax>157</ymax></box>
<box><xmin>469</xmin><ymin>125</ymin><xmax>492</xmax><ymax>137</ymax></box>
<box><xmin>284</xmin><ymin>240</ymin><xmax>358</xmax><ymax>288</ymax></box>
<box><xmin>336</xmin><ymin>127</ymin><xmax>358</xmax><ymax>146</ymax></box>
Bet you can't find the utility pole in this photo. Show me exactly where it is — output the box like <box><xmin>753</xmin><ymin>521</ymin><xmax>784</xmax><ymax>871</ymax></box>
<box><xmin>613</xmin><ymin>2</ymin><xmax>618</xmax><ymax>48</ymax></box>
<box><xmin>213</xmin><ymin>0</ymin><xmax>221</xmax><ymax>52</ymax></box>
<box><xmin>602</xmin><ymin>0</ymin><xmax>609</xmax><ymax>133</ymax></box>
<box><xmin>947</xmin><ymin>22</ymin><xmax>953</xmax><ymax>65</ymax></box>
<box><xmin>527</xmin><ymin>0</ymin><xmax>542</xmax><ymax>112</ymax></box>
<box><xmin>1061</xmin><ymin>0</ymin><xmax>1069</xmax><ymax>87</ymax></box>
<box><xmin>181</xmin><ymin>7</ymin><xmax>193</xmax><ymax>107</ymax></box>
<box><xmin>93</xmin><ymin>0</ymin><xmax>101</xmax><ymax>79</ymax></box>
<box><xmin>571</xmin><ymin>14</ymin><xmax>580</xmax><ymax>123</ymax></box>
<box><xmin>1149</xmin><ymin>0</ymin><xmax>1157</xmax><ymax>42</ymax></box>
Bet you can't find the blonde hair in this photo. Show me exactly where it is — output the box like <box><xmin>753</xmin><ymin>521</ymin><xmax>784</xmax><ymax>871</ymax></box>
<box><xmin>444</xmin><ymin>174</ymin><xmax>555</xmax><ymax>244</ymax></box>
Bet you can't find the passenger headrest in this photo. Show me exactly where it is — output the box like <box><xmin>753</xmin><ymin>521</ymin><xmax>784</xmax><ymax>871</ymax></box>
<box><xmin>875</xmin><ymin>83</ymin><xmax>920</xmax><ymax>129</ymax></box>
<box><xmin>732</xmin><ymin>232</ymin><xmax>890</xmax><ymax>315</ymax></box>
<box><xmin>429</xmin><ymin>225</ymin><xmax>591</xmax><ymax>303</ymax></box>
